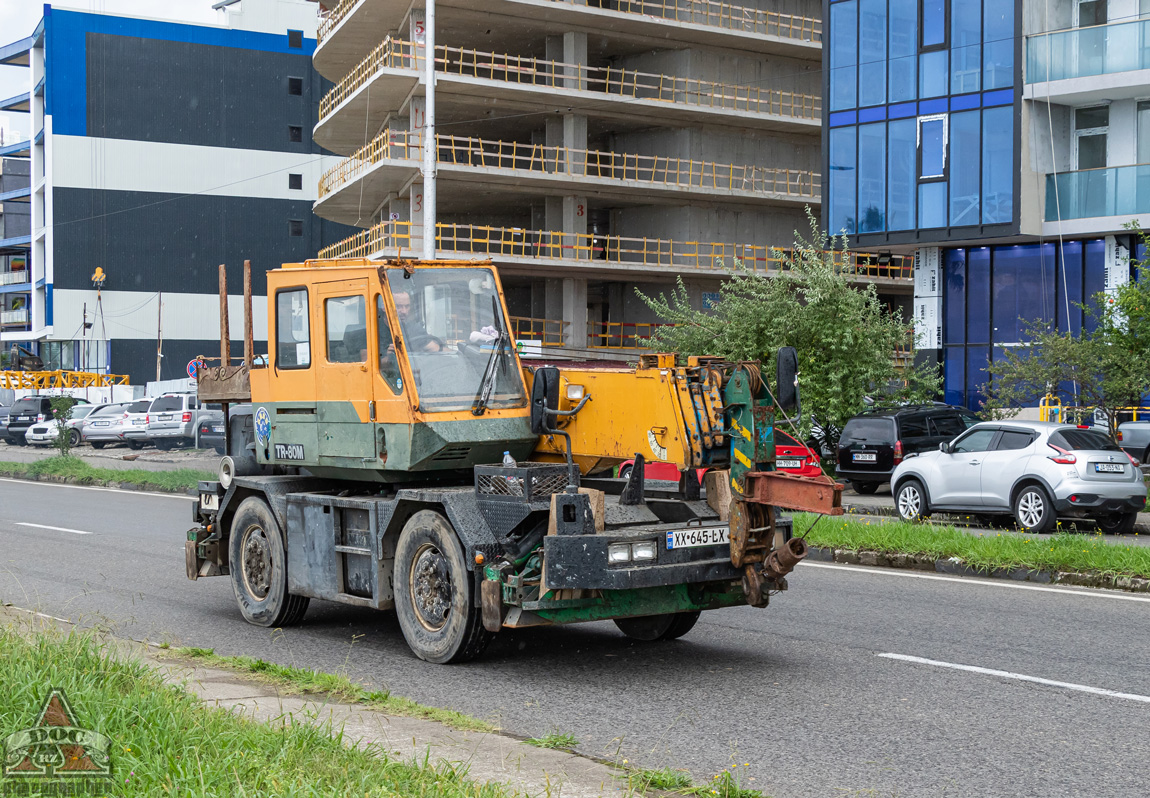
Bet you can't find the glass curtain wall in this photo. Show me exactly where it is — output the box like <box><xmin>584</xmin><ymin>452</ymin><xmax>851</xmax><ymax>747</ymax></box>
<box><xmin>826</xmin><ymin>0</ymin><xmax>1016</xmax><ymax>236</ymax></box>
<box><xmin>942</xmin><ymin>240</ymin><xmax>1110</xmax><ymax>409</ymax></box>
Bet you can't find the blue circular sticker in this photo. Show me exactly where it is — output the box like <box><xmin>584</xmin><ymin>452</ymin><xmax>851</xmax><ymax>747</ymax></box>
<box><xmin>254</xmin><ymin>407</ymin><xmax>271</xmax><ymax>447</ymax></box>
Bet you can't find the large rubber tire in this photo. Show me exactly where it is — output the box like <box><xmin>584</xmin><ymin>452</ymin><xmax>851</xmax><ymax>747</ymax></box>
<box><xmin>1013</xmin><ymin>484</ymin><xmax>1056</xmax><ymax>534</ymax></box>
<box><xmin>895</xmin><ymin>479</ymin><xmax>929</xmax><ymax>522</ymax></box>
<box><xmin>614</xmin><ymin>611</ymin><xmax>701</xmax><ymax>641</ymax></box>
<box><xmin>852</xmin><ymin>481</ymin><xmax>880</xmax><ymax>495</ymax></box>
<box><xmin>394</xmin><ymin>510</ymin><xmax>491</xmax><ymax>664</ymax></box>
<box><xmin>618</xmin><ymin>465</ymin><xmax>633</xmax><ymax>480</ymax></box>
<box><xmin>1095</xmin><ymin>511</ymin><xmax>1137</xmax><ymax>535</ymax></box>
<box><xmin>127</xmin><ymin>440</ymin><xmax>143</xmax><ymax>450</ymax></box>
<box><xmin>156</xmin><ymin>439</ymin><xmax>174</xmax><ymax>451</ymax></box>
<box><xmin>68</xmin><ymin>429</ymin><xmax>81</xmax><ymax>448</ymax></box>
<box><xmin>90</xmin><ymin>441</ymin><xmax>105</xmax><ymax>450</ymax></box>
<box><xmin>229</xmin><ymin>497</ymin><xmax>309</xmax><ymax>627</ymax></box>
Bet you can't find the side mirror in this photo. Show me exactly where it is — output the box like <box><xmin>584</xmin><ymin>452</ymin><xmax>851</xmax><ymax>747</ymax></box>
<box><xmin>939</xmin><ymin>442</ymin><xmax>950</xmax><ymax>454</ymax></box>
<box><xmin>776</xmin><ymin>346</ymin><xmax>800</xmax><ymax>414</ymax></box>
<box><xmin>530</xmin><ymin>367</ymin><xmax>561</xmax><ymax>434</ymax></box>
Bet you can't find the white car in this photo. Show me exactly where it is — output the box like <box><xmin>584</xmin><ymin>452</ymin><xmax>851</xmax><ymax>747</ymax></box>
<box><xmin>892</xmin><ymin>421</ymin><xmax>1147</xmax><ymax>534</ymax></box>
<box><xmin>80</xmin><ymin>403</ymin><xmax>130</xmax><ymax>448</ymax></box>
<box><xmin>25</xmin><ymin>404</ymin><xmax>97</xmax><ymax>447</ymax></box>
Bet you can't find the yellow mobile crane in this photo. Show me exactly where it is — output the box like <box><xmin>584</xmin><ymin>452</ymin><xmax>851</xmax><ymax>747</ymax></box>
<box><xmin>189</xmin><ymin>258</ymin><xmax>841</xmax><ymax>663</ymax></box>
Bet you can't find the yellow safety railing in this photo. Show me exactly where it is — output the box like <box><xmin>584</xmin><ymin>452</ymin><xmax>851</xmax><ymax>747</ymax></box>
<box><xmin>0</xmin><ymin>370</ymin><xmax>130</xmax><ymax>390</ymax></box>
<box><xmin>319</xmin><ymin>37</ymin><xmax>420</xmax><ymax>118</ymax></box>
<box><xmin>510</xmin><ymin>317</ymin><xmax>569</xmax><ymax>347</ymax></box>
<box><xmin>318</xmin><ymin>128</ymin><xmax>820</xmax><ymax>201</ymax></box>
<box><xmin>1039</xmin><ymin>394</ymin><xmax>1150</xmax><ymax>425</ymax></box>
<box><xmin>316</xmin><ymin>0</ymin><xmax>360</xmax><ymax>47</ymax></box>
<box><xmin>318</xmin><ymin>220</ymin><xmax>914</xmax><ymax>281</ymax></box>
<box><xmin>317</xmin><ymin>0</ymin><xmax>821</xmax><ymax>49</ymax></box>
<box><xmin>587</xmin><ymin>320</ymin><xmax>673</xmax><ymax>349</ymax></box>
<box><xmin>319</xmin><ymin>37</ymin><xmax>820</xmax><ymax>122</ymax></box>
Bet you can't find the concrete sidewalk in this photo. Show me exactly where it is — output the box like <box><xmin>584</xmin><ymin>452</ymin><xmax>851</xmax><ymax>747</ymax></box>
<box><xmin>2</xmin><ymin>606</ymin><xmax>628</xmax><ymax>798</ymax></box>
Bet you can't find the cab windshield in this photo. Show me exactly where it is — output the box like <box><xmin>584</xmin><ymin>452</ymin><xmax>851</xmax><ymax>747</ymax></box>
<box><xmin>386</xmin><ymin>267</ymin><xmax>526</xmax><ymax>413</ymax></box>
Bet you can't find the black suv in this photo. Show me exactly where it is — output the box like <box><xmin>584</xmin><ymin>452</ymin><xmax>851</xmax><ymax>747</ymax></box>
<box><xmin>4</xmin><ymin>396</ymin><xmax>90</xmax><ymax>445</ymax></box>
<box><xmin>836</xmin><ymin>404</ymin><xmax>978</xmax><ymax>494</ymax></box>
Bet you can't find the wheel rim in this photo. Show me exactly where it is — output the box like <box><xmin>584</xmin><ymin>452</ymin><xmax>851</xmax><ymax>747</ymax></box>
<box><xmin>69</xmin><ymin>430</ymin><xmax>80</xmax><ymax>446</ymax></box>
<box><xmin>410</xmin><ymin>543</ymin><xmax>453</xmax><ymax>632</ymax></box>
<box><xmin>898</xmin><ymin>485</ymin><xmax>921</xmax><ymax>519</ymax></box>
<box><xmin>239</xmin><ymin>524</ymin><xmax>272</xmax><ymax>599</ymax></box>
<box><xmin>1018</xmin><ymin>491</ymin><xmax>1045</xmax><ymax>529</ymax></box>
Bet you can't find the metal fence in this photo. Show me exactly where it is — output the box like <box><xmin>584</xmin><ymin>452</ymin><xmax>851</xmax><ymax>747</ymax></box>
<box><xmin>319</xmin><ymin>37</ymin><xmax>820</xmax><ymax>122</ymax></box>
<box><xmin>318</xmin><ymin>128</ymin><xmax>820</xmax><ymax>201</ymax></box>
<box><xmin>318</xmin><ymin>220</ymin><xmax>914</xmax><ymax>281</ymax></box>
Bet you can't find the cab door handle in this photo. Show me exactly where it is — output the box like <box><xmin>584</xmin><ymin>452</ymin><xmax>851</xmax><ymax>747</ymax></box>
<box><xmin>969</xmin><ymin>460</ymin><xmax>980</xmax><ymax>465</ymax></box>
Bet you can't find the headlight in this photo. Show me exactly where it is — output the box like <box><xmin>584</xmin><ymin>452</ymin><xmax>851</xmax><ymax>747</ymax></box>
<box><xmin>631</xmin><ymin>541</ymin><xmax>657</xmax><ymax>561</ymax></box>
<box><xmin>566</xmin><ymin>383</ymin><xmax>585</xmax><ymax>401</ymax></box>
<box><xmin>607</xmin><ymin>543</ymin><xmax>631</xmax><ymax>564</ymax></box>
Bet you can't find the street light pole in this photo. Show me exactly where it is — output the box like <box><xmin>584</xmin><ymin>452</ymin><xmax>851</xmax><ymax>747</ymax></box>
<box><xmin>422</xmin><ymin>0</ymin><xmax>436</xmax><ymax>260</ymax></box>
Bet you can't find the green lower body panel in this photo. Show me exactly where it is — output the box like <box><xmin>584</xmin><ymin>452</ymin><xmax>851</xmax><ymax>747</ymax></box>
<box><xmin>524</xmin><ymin>581</ymin><xmax>746</xmax><ymax>625</ymax></box>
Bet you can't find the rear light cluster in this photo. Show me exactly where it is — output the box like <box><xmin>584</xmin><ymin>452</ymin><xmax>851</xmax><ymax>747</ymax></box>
<box><xmin>1047</xmin><ymin>443</ymin><xmax>1077</xmax><ymax>464</ymax></box>
<box><xmin>36</xmin><ymin>413</ymin><xmax>44</xmax><ymax>422</ymax></box>
<box><xmin>1126</xmin><ymin>452</ymin><xmax>1141</xmax><ymax>468</ymax></box>
<box><xmin>893</xmin><ymin>440</ymin><xmax>904</xmax><ymax>465</ymax></box>
<box><xmin>182</xmin><ymin>412</ymin><xmax>192</xmax><ymax>422</ymax></box>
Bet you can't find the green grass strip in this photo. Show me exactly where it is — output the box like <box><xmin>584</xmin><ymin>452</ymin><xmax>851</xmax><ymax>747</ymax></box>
<box><xmin>800</xmin><ymin>513</ymin><xmax>1150</xmax><ymax>579</ymax></box>
<box><xmin>0</xmin><ymin>455</ymin><xmax>214</xmax><ymax>493</ymax></box>
<box><xmin>0</xmin><ymin>625</ymin><xmax>518</xmax><ymax>798</ymax></box>
<box><xmin>167</xmin><ymin>647</ymin><xmax>495</xmax><ymax>733</ymax></box>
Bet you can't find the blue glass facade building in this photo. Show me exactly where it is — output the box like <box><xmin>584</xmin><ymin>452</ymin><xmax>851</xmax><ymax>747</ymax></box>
<box><xmin>823</xmin><ymin>0</ymin><xmax>1143</xmax><ymax>410</ymax></box>
<box><xmin>825</xmin><ymin>0</ymin><xmax>1019</xmax><ymax>242</ymax></box>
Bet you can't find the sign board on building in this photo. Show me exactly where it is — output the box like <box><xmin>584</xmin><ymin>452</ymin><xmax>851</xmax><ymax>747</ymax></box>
<box><xmin>1104</xmin><ymin>236</ymin><xmax>1131</xmax><ymax>295</ymax></box>
<box><xmin>913</xmin><ymin>247</ymin><xmax>941</xmax><ymax>297</ymax></box>
<box><xmin>702</xmin><ymin>292</ymin><xmax>721</xmax><ymax>310</ymax></box>
<box><xmin>914</xmin><ymin>295</ymin><xmax>942</xmax><ymax>350</ymax></box>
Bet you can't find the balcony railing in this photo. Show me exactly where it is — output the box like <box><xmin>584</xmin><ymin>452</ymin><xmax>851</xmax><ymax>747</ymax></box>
<box><xmin>1045</xmin><ymin>163</ymin><xmax>1150</xmax><ymax>221</ymax></box>
<box><xmin>0</xmin><ymin>271</ymin><xmax>30</xmax><ymax>286</ymax></box>
<box><xmin>317</xmin><ymin>220</ymin><xmax>913</xmax><ymax>280</ymax></box>
<box><xmin>512</xmin><ymin>316</ymin><xmax>912</xmax><ymax>358</ymax></box>
<box><xmin>316</xmin><ymin>0</ymin><xmax>359</xmax><ymax>46</ymax></box>
<box><xmin>1</xmin><ymin>308</ymin><xmax>29</xmax><ymax>325</ymax></box>
<box><xmin>318</xmin><ymin>129</ymin><xmax>820</xmax><ymax>201</ymax></box>
<box><xmin>1027</xmin><ymin>18</ymin><xmax>1150</xmax><ymax>83</ymax></box>
<box><xmin>319</xmin><ymin>37</ymin><xmax>820</xmax><ymax>122</ymax></box>
<box><xmin>317</xmin><ymin>0</ymin><xmax>821</xmax><ymax>49</ymax></box>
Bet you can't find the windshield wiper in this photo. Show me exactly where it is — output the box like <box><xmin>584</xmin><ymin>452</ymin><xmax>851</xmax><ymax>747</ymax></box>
<box><xmin>471</xmin><ymin>298</ymin><xmax>508</xmax><ymax>417</ymax></box>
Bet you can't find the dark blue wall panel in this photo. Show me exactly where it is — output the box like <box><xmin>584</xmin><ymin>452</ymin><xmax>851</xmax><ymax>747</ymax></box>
<box><xmin>86</xmin><ymin>32</ymin><xmax>324</xmax><ymax>153</ymax></box>
<box><xmin>47</xmin><ymin>7</ymin><xmax>316</xmax><ymax>136</ymax></box>
<box><xmin>52</xmin><ymin>188</ymin><xmax>358</xmax><ymax>295</ymax></box>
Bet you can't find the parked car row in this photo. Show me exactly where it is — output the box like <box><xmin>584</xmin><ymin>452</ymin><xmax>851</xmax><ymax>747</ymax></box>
<box><xmin>2</xmin><ymin>392</ymin><xmax>224</xmax><ymax>453</ymax></box>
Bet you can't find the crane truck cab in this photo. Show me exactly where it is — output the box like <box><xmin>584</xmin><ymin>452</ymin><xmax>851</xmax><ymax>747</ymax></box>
<box><xmin>191</xmin><ymin>258</ymin><xmax>843</xmax><ymax>664</ymax></box>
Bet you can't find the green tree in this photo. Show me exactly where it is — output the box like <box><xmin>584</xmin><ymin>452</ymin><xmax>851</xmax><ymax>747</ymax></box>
<box><xmin>49</xmin><ymin>395</ymin><xmax>78</xmax><ymax>457</ymax></box>
<box><xmin>983</xmin><ymin>224</ymin><xmax>1150</xmax><ymax>441</ymax></box>
<box><xmin>637</xmin><ymin>210</ymin><xmax>940</xmax><ymax>450</ymax></box>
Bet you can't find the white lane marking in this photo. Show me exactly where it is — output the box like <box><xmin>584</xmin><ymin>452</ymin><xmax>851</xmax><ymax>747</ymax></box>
<box><xmin>799</xmin><ymin>561</ymin><xmax>1150</xmax><ymax>603</ymax></box>
<box><xmin>878</xmin><ymin>653</ymin><xmax>1150</xmax><ymax>704</ymax></box>
<box><xmin>0</xmin><ymin>476</ymin><xmax>195</xmax><ymax>500</ymax></box>
<box><xmin>14</xmin><ymin>522</ymin><xmax>91</xmax><ymax>535</ymax></box>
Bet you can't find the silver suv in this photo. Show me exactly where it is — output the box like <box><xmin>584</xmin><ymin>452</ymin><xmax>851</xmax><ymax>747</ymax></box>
<box><xmin>145</xmin><ymin>393</ymin><xmax>202</xmax><ymax>450</ymax></box>
<box><xmin>892</xmin><ymin>421</ymin><xmax>1146</xmax><ymax>534</ymax></box>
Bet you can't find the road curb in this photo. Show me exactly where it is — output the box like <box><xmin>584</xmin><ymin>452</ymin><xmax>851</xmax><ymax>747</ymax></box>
<box><xmin>0</xmin><ymin>470</ymin><xmax>192</xmax><ymax>495</ymax></box>
<box><xmin>808</xmin><ymin>545</ymin><xmax>1150</xmax><ymax>593</ymax></box>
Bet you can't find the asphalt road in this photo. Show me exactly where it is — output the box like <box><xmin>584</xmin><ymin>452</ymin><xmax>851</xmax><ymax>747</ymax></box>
<box><xmin>2</xmin><ymin>478</ymin><xmax>1149</xmax><ymax>797</ymax></box>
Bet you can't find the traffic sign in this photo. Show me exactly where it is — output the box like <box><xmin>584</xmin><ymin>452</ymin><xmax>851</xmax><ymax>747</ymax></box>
<box><xmin>188</xmin><ymin>358</ymin><xmax>203</xmax><ymax>379</ymax></box>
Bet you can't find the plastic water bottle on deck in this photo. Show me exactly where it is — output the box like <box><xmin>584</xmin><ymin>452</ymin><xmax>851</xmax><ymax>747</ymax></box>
<box><xmin>502</xmin><ymin>451</ymin><xmax>521</xmax><ymax>495</ymax></box>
